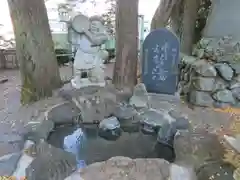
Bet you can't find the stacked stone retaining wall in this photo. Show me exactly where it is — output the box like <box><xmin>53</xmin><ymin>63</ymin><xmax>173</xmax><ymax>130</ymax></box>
<box><xmin>179</xmin><ymin>36</ymin><xmax>240</xmax><ymax>108</ymax></box>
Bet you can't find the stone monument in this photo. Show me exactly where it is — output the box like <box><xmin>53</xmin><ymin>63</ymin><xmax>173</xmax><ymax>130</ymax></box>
<box><xmin>141</xmin><ymin>28</ymin><xmax>180</xmax><ymax>95</ymax></box>
<box><xmin>70</xmin><ymin>14</ymin><xmax>109</xmax><ymax>89</ymax></box>
<box><xmin>203</xmin><ymin>0</ymin><xmax>240</xmax><ymax>41</ymax></box>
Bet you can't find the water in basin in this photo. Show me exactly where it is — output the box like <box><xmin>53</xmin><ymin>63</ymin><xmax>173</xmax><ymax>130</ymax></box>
<box><xmin>47</xmin><ymin>124</ymin><xmax>170</xmax><ymax>166</ymax></box>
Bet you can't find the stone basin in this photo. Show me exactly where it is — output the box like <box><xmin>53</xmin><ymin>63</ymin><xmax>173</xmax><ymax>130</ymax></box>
<box><xmin>47</xmin><ymin>124</ymin><xmax>176</xmax><ymax>166</ymax></box>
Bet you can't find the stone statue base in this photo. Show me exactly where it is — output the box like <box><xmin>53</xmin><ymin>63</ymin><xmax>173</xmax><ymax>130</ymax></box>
<box><xmin>71</xmin><ymin>78</ymin><xmax>105</xmax><ymax>89</ymax></box>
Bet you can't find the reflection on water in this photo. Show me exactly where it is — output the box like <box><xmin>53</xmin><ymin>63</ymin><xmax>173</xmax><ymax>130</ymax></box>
<box><xmin>47</xmin><ymin>125</ymin><xmax>159</xmax><ymax>165</ymax></box>
<box><xmin>63</xmin><ymin>128</ymin><xmax>87</xmax><ymax>168</ymax></box>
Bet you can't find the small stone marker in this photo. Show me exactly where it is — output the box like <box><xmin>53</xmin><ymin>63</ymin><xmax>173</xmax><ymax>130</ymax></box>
<box><xmin>141</xmin><ymin>28</ymin><xmax>180</xmax><ymax>94</ymax></box>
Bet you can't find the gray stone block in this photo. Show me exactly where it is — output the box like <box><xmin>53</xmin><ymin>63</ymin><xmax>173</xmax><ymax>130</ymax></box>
<box><xmin>192</xmin><ymin>77</ymin><xmax>215</xmax><ymax>91</ymax></box>
<box><xmin>189</xmin><ymin>91</ymin><xmax>214</xmax><ymax>107</ymax></box>
<box><xmin>215</xmin><ymin>63</ymin><xmax>234</xmax><ymax>81</ymax></box>
<box><xmin>212</xmin><ymin>89</ymin><xmax>235</xmax><ymax>103</ymax></box>
<box><xmin>192</xmin><ymin>60</ymin><xmax>217</xmax><ymax>77</ymax></box>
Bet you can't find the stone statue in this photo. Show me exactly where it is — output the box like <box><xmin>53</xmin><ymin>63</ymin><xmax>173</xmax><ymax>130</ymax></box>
<box><xmin>70</xmin><ymin>15</ymin><xmax>109</xmax><ymax>89</ymax></box>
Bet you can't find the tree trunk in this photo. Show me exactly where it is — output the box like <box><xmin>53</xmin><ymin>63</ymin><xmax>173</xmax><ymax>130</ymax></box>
<box><xmin>180</xmin><ymin>0</ymin><xmax>200</xmax><ymax>55</ymax></box>
<box><xmin>7</xmin><ymin>0</ymin><xmax>62</xmax><ymax>104</ymax></box>
<box><xmin>113</xmin><ymin>0</ymin><xmax>139</xmax><ymax>90</ymax></box>
<box><xmin>150</xmin><ymin>0</ymin><xmax>179</xmax><ymax>31</ymax></box>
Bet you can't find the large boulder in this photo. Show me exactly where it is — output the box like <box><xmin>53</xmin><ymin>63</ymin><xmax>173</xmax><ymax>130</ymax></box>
<box><xmin>174</xmin><ymin>128</ymin><xmax>224</xmax><ymax>170</ymax></box>
<box><xmin>66</xmin><ymin>157</ymin><xmax>196</xmax><ymax>180</ymax></box>
<box><xmin>25</xmin><ymin>142</ymin><xmax>77</xmax><ymax>180</ymax></box>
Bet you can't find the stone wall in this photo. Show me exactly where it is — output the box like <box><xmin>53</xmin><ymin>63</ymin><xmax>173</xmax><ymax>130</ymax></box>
<box><xmin>179</xmin><ymin>36</ymin><xmax>240</xmax><ymax>108</ymax></box>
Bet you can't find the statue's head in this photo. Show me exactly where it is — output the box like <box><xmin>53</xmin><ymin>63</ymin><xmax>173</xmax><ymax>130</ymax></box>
<box><xmin>89</xmin><ymin>15</ymin><xmax>105</xmax><ymax>34</ymax></box>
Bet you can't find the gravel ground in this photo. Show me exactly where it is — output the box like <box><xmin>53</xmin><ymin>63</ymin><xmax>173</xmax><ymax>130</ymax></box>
<box><xmin>0</xmin><ymin>66</ymin><xmax>73</xmax><ymax>157</ymax></box>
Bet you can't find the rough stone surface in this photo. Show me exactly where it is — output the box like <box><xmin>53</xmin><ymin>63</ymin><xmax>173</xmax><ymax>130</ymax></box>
<box><xmin>137</xmin><ymin>108</ymin><xmax>174</xmax><ymax>135</ymax></box>
<box><xmin>213</xmin><ymin>78</ymin><xmax>228</xmax><ymax>91</ymax></box>
<box><xmin>74</xmin><ymin>87</ymin><xmax>117</xmax><ymax>123</ymax></box>
<box><xmin>148</xmin><ymin>93</ymin><xmax>181</xmax><ymax>104</ymax></box>
<box><xmin>99</xmin><ymin>116</ymin><xmax>120</xmax><ymax>131</ymax></box>
<box><xmin>189</xmin><ymin>91</ymin><xmax>214</xmax><ymax>107</ymax></box>
<box><xmin>65</xmin><ymin>157</ymin><xmax>198</xmax><ymax>180</ymax></box>
<box><xmin>170</xmin><ymin>164</ymin><xmax>197</xmax><ymax>180</ymax></box>
<box><xmin>25</xmin><ymin>145</ymin><xmax>77</xmax><ymax>180</ymax></box>
<box><xmin>129</xmin><ymin>83</ymin><xmax>149</xmax><ymax>109</ymax></box>
<box><xmin>24</xmin><ymin>120</ymin><xmax>54</xmax><ymax>143</ymax></box>
<box><xmin>113</xmin><ymin>104</ymin><xmax>139</xmax><ymax>132</ymax></box>
<box><xmin>113</xmin><ymin>103</ymin><xmax>135</xmax><ymax>119</ymax></box>
<box><xmin>203</xmin><ymin>0</ymin><xmax>240</xmax><ymax>40</ymax></box>
<box><xmin>230</xmin><ymin>81</ymin><xmax>240</xmax><ymax>89</ymax></box>
<box><xmin>215</xmin><ymin>63</ymin><xmax>234</xmax><ymax>81</ymax></box>
<box><xmin>192</xmin><ymin>60</ymin><xmax>217</xmax><ymax>77</ymax></box>
<box><xmin>174</xmin><ymin>128</ymin><xmax>224</xmax><ymax>169</ymax></box>
<box><xmin>157</xmin><ymin>122</ymin><xmax>177</xmax><ymax>149</ymax></box>
<box><xmin>0</xmin><ymin>153</ymin><xmax>21</xmax><ymax>176</ymax></box>
<box><xmin>212</xmin><ymin>89</ymin><xmax>235</xmax><ymax>103</ymax></box>
<box><xmin>192</xmin><ymin>77</ymin><xmax>215</xmax><ymax>91</ymax></box>
<box><xmin>98</xmin><ymin>117</ymin><xmax>122</xmax><ymax>141</ymax></box>
<box><xmin>24</xmin><ymin>141</ymin><xmax>63</xmax><ymax>158</ymax></box>
<box><xmin>59</xmin><ymin>86</ymin><xmax>102</xmax><ymax>101</ymax></box>
<box><xmin>231</xmin><ymin>87</ymin><xmax>240</xmax><ymax>100</ymax></box>
<box><xmin>229</xmin><ymin>62</ymin><xmax>240</xmax><ymax>74</ymax></box>
<box><xmin>80</xmin><ymin>157</ymin><xmax>171</xmax><ymax>180</ymax></box>
<box><xmin>45</xmin><ymin>102</ymin><xmax>81</xmax><ymax>125</ymax></box>
<box><xmin>168</xmin><ymin>110</ymin><xmax>191</xmax><ymax>130</ymax></box>
<box><xmin>180</xmin><ymin>37</ymin><xmax>240</xmax><ymax>107</ymax></box>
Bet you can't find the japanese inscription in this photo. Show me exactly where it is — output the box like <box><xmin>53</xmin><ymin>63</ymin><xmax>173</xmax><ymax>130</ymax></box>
<box><xmin>151</xmin><ymin>42</ymin><xmax>169</xmax><ymax>81</ymax></box>
<box><xmin>141</xmin><ymin>28</ymin><xmax>180</xmax><ymax>94</ymax></box>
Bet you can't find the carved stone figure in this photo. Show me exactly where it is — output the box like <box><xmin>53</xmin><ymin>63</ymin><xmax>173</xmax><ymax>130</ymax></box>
<box><xmin>70</xmin><ymin>14</ymin><xmax>109</xmax><ymax>89</ymax></box>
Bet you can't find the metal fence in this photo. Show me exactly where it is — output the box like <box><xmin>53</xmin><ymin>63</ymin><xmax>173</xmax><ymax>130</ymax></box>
<box><xmin>0</xmin><ymin>49</ymin><xmax>19</xmax><ymax>69</ymax></box>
